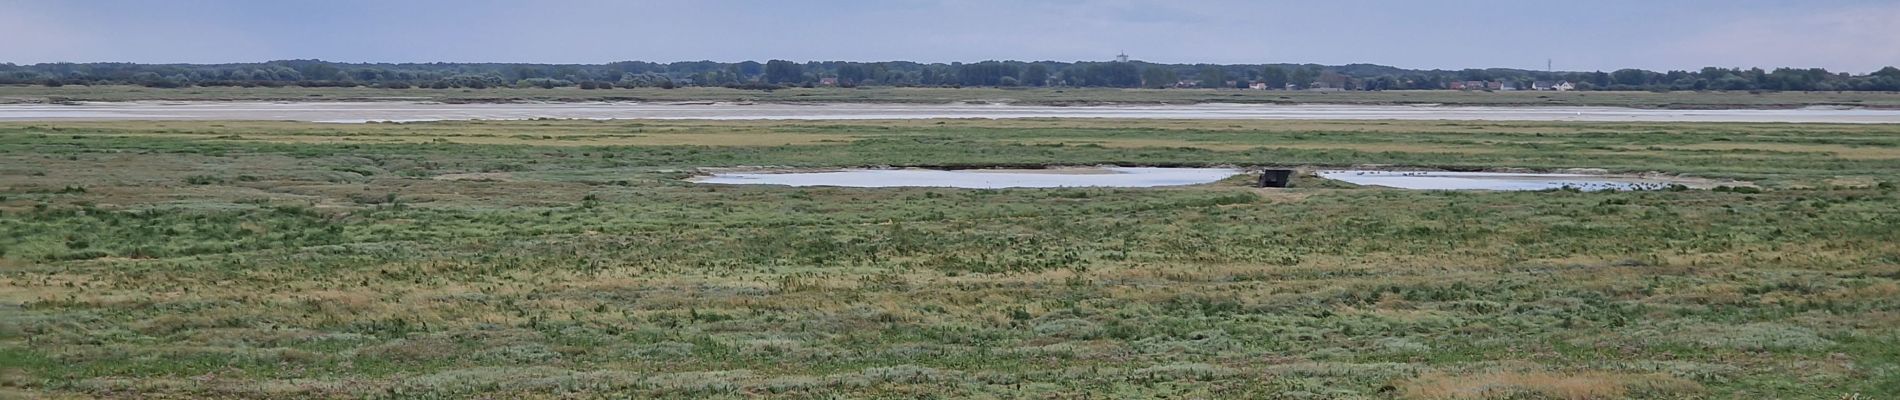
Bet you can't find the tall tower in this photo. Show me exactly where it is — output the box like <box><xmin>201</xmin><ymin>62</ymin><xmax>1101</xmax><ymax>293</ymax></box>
<box><xmin>1116</xmin><ymin>52</ymin><xmax>1130</xmax><ymax>63</ymax></box>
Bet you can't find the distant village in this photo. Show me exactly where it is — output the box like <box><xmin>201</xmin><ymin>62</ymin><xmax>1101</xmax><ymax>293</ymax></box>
<box><xmin>805</xmin><ymin>54</ymin><xmax>1586</xmax><ymax>91</ymax></box>
<box><xmin>1196</xmin><ymin>79</ymin><xmax>1577</xmax><ymax>91</ymax></box>
<box><xmin>10</xmin><ymin>56</ymin><xmax>1893</xmax><ymax>92</ymax></box>
<box><xmin>778</xmin><ymin>73</ymin><xmax>1572</xmax><ymax>92</ymax></box>
<box><xmin>809</xmin><ymin>74</ymin><xmax>1579</xmax><ymax>91</ymax></box>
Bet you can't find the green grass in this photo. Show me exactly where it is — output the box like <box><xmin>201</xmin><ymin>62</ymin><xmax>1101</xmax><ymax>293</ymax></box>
<box><xmin>0</xmin><ymin>119</ymin><xmax>1896</xmax><ymax>398</ymax></box>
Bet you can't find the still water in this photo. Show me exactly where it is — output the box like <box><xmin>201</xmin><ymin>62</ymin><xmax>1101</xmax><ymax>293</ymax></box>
<box><xmin>1317</xmin><ymin>170</ymin><xmax>1679</xmax><ymax>191</ymax></box>
<box><xmin>692</xmin><ymin>167</ymin><xmax>1240</xmax><ymax>188</ymax></box>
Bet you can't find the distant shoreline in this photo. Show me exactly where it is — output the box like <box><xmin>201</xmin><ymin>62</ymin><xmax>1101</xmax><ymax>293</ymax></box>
<box><xmin>6</xmin><ymin>100</ymin><xmax>1900</xmax><ymax>124</ymax></box>
<box><xmin>4</xmin><ymin>85</ymin><xmax>1899</xmax><ymax>110</ymax></box>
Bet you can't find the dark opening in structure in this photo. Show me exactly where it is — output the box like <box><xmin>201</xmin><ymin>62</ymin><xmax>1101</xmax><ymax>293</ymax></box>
<box><xmin>1258</xmin><ymin>169</ymin><xmax>1295</xmax><ymax>188</ymax></box>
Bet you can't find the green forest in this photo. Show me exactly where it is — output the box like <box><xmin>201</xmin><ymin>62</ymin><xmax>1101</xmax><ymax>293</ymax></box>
<box><xmin>5</xmin><ymin>59</ymin><xmax>1899</xmax><ymax>92</ymax></box>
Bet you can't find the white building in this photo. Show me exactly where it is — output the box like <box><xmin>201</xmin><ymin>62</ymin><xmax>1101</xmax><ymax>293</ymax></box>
<box><xmin>1532</xmin><ymin>81</ymin><xmax>1576</xmax><ymax>91</ymax></box>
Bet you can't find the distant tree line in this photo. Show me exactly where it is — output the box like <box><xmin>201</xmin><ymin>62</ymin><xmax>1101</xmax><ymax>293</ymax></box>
<box><xmin>2</xmin><ymin>59</ymin><xmax>1897</xmax><ymax>91</ymax></box>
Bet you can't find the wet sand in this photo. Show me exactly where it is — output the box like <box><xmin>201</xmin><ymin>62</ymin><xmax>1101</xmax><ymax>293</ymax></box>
<box><xmin>4</xmin><ymin>101</ymin><xmax>1899</xmax><ymax>123</ymax></box>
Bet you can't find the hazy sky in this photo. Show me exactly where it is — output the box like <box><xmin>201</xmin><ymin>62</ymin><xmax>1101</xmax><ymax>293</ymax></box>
<box><xmin>5</xmin><ymin>0</ymin><xmax>1897</xmax><ymax>72</ymax></box>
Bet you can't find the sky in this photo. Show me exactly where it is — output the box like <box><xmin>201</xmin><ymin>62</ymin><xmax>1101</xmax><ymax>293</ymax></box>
<box><xmin>3</xmin><ymin>0</ymin><xmax>1897</xmax><ymax>73</ymax></box>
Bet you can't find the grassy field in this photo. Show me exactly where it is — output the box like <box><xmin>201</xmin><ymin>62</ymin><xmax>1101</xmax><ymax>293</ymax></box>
<box><xmin>1</xmin><ymin>118</ymin><xmax>1897</xmax><ymax>398</ymax></box>
<box><xmin>6</xmin><ymin>85</ymin><xmax>1900</xmax><ymax>109</ymax></box>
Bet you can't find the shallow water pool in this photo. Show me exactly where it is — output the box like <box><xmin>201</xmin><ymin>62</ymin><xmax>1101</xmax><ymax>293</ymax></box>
<box><xmin>693</xmin><ymin>167</ymin><xmax>1240</xmax><ymax>188</ymax></box>
<box><xmin>1317</xmin><ymin>170</ymin><xmax>1674</xmax><ymax>191</ymax></box>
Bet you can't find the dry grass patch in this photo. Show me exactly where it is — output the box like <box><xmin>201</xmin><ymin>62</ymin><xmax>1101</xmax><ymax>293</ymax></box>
<box><xmin>91</xmin><ymin>131</ymin><xmax>856</xmax><ymax>147</ymax></box>
<box><xmin>1633</xmin><ymin>142</ymin><xmax>1900</xmax><ymax>160</ymax></box>
<box><xmin>433</xmin><ymin>172</ymin><xmax>516</xmax><ymax>182</ymax></box>
<box><xmin>1262</xmin><ymin>142</ymin><xmax>1509</xmax><ymax>154</ymax></box>
<box><xmin>1401</xmin><ymin>371</ymin><xmax>1702</xmax><ymax>399</ymax></box>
